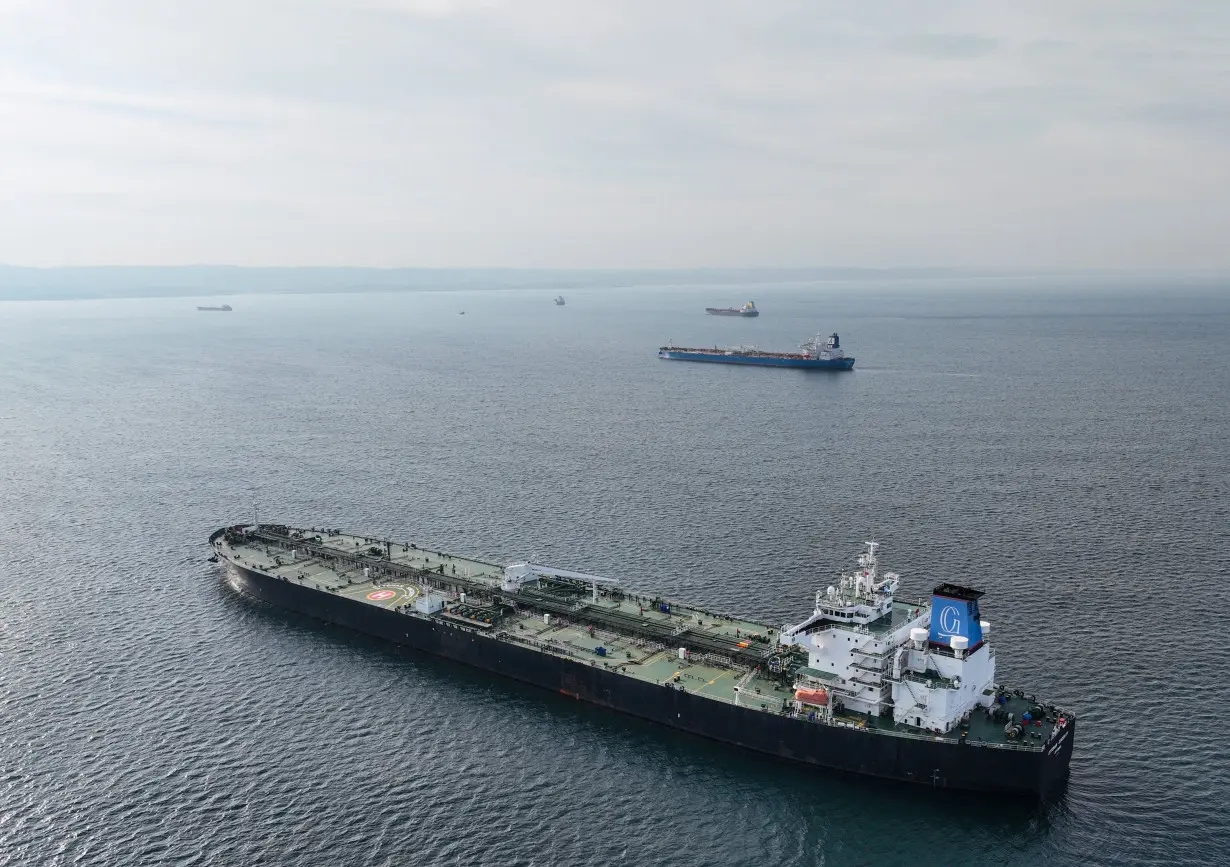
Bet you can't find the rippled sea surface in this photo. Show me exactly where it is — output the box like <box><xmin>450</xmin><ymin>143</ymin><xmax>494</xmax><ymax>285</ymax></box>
<box><xmin>2</xmin><ymin>278</ymin><xmax>1229</xmax><ymax>866</ymax></box>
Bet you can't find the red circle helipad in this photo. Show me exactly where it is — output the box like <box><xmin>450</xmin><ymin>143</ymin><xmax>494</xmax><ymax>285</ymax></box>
<box><xmin>367</xmin><ymin>589</ymin><xmax>396</xmax><ymax>601</ymax></box>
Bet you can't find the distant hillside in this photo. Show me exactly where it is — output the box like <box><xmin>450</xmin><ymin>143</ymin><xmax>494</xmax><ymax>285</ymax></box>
<box><xmin>0</xmin><ymin>265</ymin><xmax>1014</xmax><ymax>301</ymax></box>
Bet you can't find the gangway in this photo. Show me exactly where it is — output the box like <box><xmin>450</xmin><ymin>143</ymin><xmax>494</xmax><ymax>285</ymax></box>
<box><xmin>502</xmin><ymin>562</ymin><xmax>620</xmax><ymax>602</ymax></box>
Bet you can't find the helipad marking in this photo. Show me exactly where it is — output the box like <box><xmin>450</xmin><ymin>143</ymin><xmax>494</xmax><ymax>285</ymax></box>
<box><xmin>367</xmin><ymin>589</ymin><xmax>396</xmax><ymax>601</ymax></box>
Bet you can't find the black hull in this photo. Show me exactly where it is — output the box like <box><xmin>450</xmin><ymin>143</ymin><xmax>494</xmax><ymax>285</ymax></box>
<box><xmin>225</xmin><ymin>562</ymin><xmax>1073</xmax><ymax>796</ymax></box>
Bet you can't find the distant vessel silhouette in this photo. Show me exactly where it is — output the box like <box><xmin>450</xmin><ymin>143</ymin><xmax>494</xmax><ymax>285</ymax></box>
<box><xmin>197</xmin><ymin>304</ymin><xmax>232</xmax><ymax>312</ymax></box>
<box><xmin>706</xmin><ymin>301</ymin><xmax>758</xmax><ymax>317</ymax></box>
<box><xmin>554</xmin><ymin>295</ymin><xmax>566</xmax><ymax>306</ymax></box>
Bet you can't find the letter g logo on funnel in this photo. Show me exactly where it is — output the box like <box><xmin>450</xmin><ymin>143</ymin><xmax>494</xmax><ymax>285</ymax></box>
<box><xmin>928</xmin><ymin>588</ymin><xmax>984</xmax><ymax>646</ymax></box>
<box><xmin>939</xmin><ymin>605</ymin><xmax>961</xmax><ymax>635</ymax></box>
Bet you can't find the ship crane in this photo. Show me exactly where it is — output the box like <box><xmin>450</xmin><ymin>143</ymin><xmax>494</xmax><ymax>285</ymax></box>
<box><xmin>502</xmin><ymin>562</ymin><xmax>620</xmax><ymax>602</ymax></box>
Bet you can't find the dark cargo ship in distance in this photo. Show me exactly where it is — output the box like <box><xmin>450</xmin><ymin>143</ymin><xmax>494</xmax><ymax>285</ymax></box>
<box><xmin>706</xmin><ymin>301</ymin><xmax>758</xmax><ymax>317</ymax></box>
<box><xmin>197</xmin><ymin>304</ymin><xmax>232</xmax><ymax>311</ymax></box>
<box><xmin>659</xmin><ymin>331</ymin><xmax>855</xmax><ymax>370</ymax></box>
<box><xmin>211</xmin><ymin>525</ymin><xmax>1075</xmax><ymax>796</ymax></box>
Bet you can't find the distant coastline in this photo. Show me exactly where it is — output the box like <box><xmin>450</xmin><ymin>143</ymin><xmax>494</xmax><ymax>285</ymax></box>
<box><xmin>0</xmin><ymin>264</ymin><xmax>1220</xmax><ymax>302</ymax></box>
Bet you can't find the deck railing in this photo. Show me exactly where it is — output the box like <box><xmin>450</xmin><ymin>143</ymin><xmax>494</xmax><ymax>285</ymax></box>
<box><xmin>898</xmin><ymin>670</ymin><xmax>957</xmax><ymax>690</ymax></box>
<box><xmin>791</xmin><ymin>713</ymin><xmax>1043</xmax><ymax>751</ymax></box>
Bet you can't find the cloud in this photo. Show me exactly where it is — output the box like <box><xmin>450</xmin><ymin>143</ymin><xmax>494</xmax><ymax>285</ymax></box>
<box><xmin>359</xmin><ymin>0</ymin><xmax>503</xmax><ymax>16</ymax></box>
<box><xmin>0</xmin><ymin>0</ymin><xmax>1228</xmax><ymax>268</ymax></box>
<box><xmin>894</xmin><ymin>33</ymin><xmax>1001</xmax><ymax>59</ymax></box>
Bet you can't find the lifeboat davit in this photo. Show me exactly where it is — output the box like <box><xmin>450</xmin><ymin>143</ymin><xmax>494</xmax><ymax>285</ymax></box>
<box><xmin>794</xmin><ymin>687</ymin><xmax>829</xmax><ymax>706</ymax></box>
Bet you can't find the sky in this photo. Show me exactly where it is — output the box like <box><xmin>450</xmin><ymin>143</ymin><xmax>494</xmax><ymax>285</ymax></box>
<box><xmin>0</xmin><ymin>0</ymin><xmax>1228</xmax><ymax>270</ymax></box>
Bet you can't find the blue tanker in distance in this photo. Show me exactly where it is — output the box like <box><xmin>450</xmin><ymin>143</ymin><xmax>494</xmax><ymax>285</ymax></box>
<box><xmin>658</xmin><ymin>331</ymin><xmax>855</xmax><ymax>370</ymax></box>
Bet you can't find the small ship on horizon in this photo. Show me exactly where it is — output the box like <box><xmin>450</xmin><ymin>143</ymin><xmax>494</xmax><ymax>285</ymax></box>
<box><xmin>706</xmin><ymin>301</ymin><xmax>758</xmax><ymax>317</ymax></box>
<box><xmin>197</xmin><ymin>304</ymin><xmax>232</xmax><ymax>311</ymax></box>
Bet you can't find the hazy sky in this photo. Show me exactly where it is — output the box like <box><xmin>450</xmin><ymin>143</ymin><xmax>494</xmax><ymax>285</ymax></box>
<box><xmin>1</xmin><ymin>1</ymin><xmax>1227</xmax><ymax>269</ymax></box>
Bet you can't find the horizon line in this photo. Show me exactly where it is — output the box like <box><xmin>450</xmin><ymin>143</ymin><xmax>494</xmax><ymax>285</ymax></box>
<box><xmin>3</xmin><ymin>263</ymin><xmax>1229</xmax><ymax>274</ymax></box>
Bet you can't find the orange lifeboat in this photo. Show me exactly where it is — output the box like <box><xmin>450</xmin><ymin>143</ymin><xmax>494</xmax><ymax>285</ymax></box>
<box><xmin>794</xmin><ymin>687</ymin><xmax>829</xmax><ymax>706</ymax></box>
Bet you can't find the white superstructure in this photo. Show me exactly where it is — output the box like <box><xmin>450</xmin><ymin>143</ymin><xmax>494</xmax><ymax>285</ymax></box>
<box><xmin>780</xmin><ymin>543</ymin><xmax>997</xmax><ymax>734</ymax></box>
<box><xmin>801</xmin><ymin>332</ymin><xmax>849</xmax><ymax>361</ymax></box>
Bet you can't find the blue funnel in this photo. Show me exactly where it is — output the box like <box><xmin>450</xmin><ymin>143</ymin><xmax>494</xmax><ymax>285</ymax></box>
<box><xmin>928</xmin><ymin>584</ymin><xmax>984</xmax><ymax>647</ymax></box>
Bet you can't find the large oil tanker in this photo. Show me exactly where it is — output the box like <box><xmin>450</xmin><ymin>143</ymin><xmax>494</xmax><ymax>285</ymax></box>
<box><xmin>211</xmin><ymin>527</ymin><xmax>1074</xmax><ymax>795</ymax></box>
<box><xmin>660</xmin><ymin>331</ymin><xmax>855</xmax><ymax>370</ymax></box>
